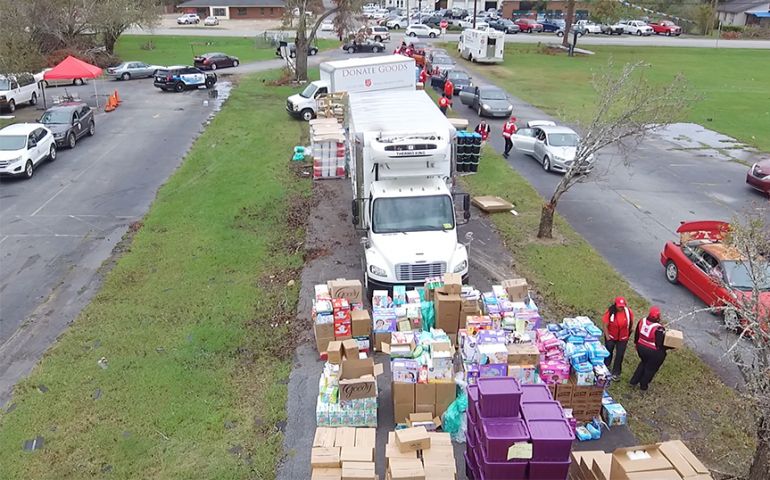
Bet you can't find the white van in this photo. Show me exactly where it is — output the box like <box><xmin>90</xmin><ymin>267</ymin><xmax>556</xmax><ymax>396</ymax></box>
<box><xmin>0</xmin><ymin>73</ymin><xmax>40</xmax><ymax>113</ymax></box>
<box><xmin>458</xmin><ymin>28</ymin><xmax>505</xmax><ymax>63</ymax></box>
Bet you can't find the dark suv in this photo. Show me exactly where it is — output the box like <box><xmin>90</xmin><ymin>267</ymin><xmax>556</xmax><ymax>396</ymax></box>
<box><xmin>38</xmin><ymin>102</ymin><xmax>95</xmax><ymax>149</ymax></box>
<box><xmin>275</xmin><ymin>41</ymin><xmax>319</xmax><ymax>58</ymax></box>
<box><xmin>153</xmin><ymin>66</ymin><xmax>216</xmax><ymax>92</ymax></box>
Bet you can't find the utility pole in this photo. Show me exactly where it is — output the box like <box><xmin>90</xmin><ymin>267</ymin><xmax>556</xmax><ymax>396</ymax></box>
<box><xmin>472</xmin><ymin>0</ymin><xmax>477</xmax><ymax>28</ymax></box>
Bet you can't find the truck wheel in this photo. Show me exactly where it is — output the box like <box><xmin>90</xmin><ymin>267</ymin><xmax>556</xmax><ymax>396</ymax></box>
<box><xmin>429</xmin><ymin>32</ymin><xmax>436</xmax><ymax>38</ymax></box>
<box><xmin>7</xmin><ymin>99</ymin><xmax>15</xmax><ymax>113</ymax></box>
<box><xmin>301</xmin><ymin>109</ymin><xmax>314</xmax><ymax>122</ymax></box>
<box><xmin>666</xmin><ymin>31</ymin><xmax>671</xmax><ymax>36</ymax></box>
<box><xmin>29</xmin><ymin>92</ymin><xmax>37</xmax><ymax>105</ymax></box>
<box><xmin>636</xmin><ymin>30</ymin><xmax>642</xmax><ymax>36</ymax></box>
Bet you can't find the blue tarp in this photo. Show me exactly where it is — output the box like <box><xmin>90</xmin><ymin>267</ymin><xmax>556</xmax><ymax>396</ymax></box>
<box><xmin>749</xmin><ymin>11</ymin><xmax>770</xmax><ymax>17</ymax></box>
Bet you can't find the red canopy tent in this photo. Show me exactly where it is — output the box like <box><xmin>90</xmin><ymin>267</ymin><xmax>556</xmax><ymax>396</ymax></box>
<box><xmin>43</xmin><ymin>56</ymin><xmax>103</xmax><ymax>108</ymax></box>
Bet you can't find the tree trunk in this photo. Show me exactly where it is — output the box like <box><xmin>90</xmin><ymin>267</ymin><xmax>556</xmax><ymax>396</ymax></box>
<box><xmin>749</xmin><ymin>416</ymin><xmax>770</xmax><ymax>480</ymax></box>
<box><xmin>537</xmin><ymin>202</ymin><xmax>555</xmax><ymax>239</ymax></box>
<box><xmin>295</xmin><ymin>13</ymin><xmax>308</xmax><ymax>82</ymax></box>
<box><xmin>562</xmin><ymin>0</ymin><xmax>575</xmax><ymax>48</ymax></box>
<box><xmin>104</xmin><ymin>31</ymin><xmax>119</xmax><ymax>54</ymax></box>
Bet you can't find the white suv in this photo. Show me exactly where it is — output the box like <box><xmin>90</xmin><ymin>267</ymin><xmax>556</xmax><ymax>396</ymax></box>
<box><xmin>405</xmin><ymin>24</ymin><xmax>440</xmax><ymax>38</ymax></box>
<box><xmin>177</xmin><ymin>13</ymin><xmax>200</xmax><ymax>24</ymax></box>
<box><xmin>0</xmin><ymin>123</ymin><xmax>57</xmax><ymax>179</ymax></box>
<box><xmin>0</xmin><ymin>73</ymin><xmax>40</xmax><ymax>113</ymax></box>
<box><xmin>623</xmin><ymin>20</ymin><xmax>653</xmax><ymax>36</ymax></box>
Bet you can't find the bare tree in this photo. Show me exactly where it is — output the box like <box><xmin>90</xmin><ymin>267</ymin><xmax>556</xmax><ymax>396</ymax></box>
<box><xmin>90</xmin><ymin>0</ymin><xmax>161</xmax><ymax>54</ymax></box>
<box><xmin>0</xmin><ymin>1</ymin><xmax>44</xmax><ymax>74</ymax></box>
<box><xmin>562</xmin><ymin>0</ymin><xmax>576</xmax><ymax>48</ymax></box>
<box><xmin>536</xmin><ymin>61</ymin><xmax>691</xmax><ymax>239</ymax></box>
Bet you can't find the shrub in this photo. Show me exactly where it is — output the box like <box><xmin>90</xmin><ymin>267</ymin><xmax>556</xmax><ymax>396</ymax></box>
<box><xmin>721</xmin><ymin>25</ymin><xmax>744</xmax><ymax>32</ymax></box>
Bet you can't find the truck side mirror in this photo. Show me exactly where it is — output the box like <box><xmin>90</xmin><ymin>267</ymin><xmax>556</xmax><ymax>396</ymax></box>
<box><xmin>351</xmin><ymin>200</ymin><xmax>359</xmax><ymax>225</ymax></box>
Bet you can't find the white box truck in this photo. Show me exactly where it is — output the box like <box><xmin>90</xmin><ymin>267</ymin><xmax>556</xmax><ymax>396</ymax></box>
<box><xmin>457</xmin><ymin>28</ymin><xmax>505</xmax><ymax>64</ymax></box>
<box><xmin>347</xmin><ymin>89</ymin><xmax>470</xmax><ymax>291</ymax></box>
<box><xmin>286</xmin><ymin>55</ymin><xmax>416</xmax><ymax>121</ymax></box>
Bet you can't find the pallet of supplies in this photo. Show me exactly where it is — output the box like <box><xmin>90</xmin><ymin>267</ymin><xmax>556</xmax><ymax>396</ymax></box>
<box><xmin>309</xmin><ymin>120</ymin><xmax>346</xmax><ymax>180</ymax></box>
<box><xmin>311</xmin><ymin>426</ymin><xmax>378</xmax><ymax>480</ymax></box>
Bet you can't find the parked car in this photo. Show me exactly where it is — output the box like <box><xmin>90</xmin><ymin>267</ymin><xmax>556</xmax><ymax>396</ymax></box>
<box><xmin>541</xmin><ymin>19</ymin><xmax>565</xmax><ymax>32</ymax></box>
<box><xmin>458</xmin><ymin>17</ymin><xmax>488</xmax><ymax>29</ymax></box>
<box><xmin>649</xmin><ymin>20</ymin><xmax>682</xmax><ymax>36</ymax></box>
<box><xmin>458</xmin><ymin>85</ymin><xmax>513</xmax><ymax>118</ymax></box>
<box><xmin>601</xmin><ymin>22</ymin><xmax>626</xmax><ymax>35</ymax></box>
<box><xmin>623</xmin><ymin>20</ymin><xmax>654</xmax><ymax>36</ymax></box>
<box><xmin>488</xmin><ymin>19</ymin><xmax>520</xmax><ymax>33</ymax></box>
<box><xmin>366</xmin><ymin>26</ymin><xmax>391</xmax><ymax>42</ymax></box>
<box><xmin>320</xmin><ymin>20</ymin><xmax>334</xmax><ymax>31</ymax></box>
<box><xmin>342</xmin><ymin>39</ymin><xmax>385</xmax><ymax>53</ymax></box>
<box><xmin>38</xmin><ymin>102</ymin><xmax>95</xmax><ymax>149</ymax></box>
<box><xmin>746</xmin><ymin>159</ymin><xmax>770</xmax><ymax>196</ymax></box>
<box><xmin>511</xmin><ymin>121</ymin><xmax>593</xmax><ymax>173</ymax></box>
<box><xmin>405</xmin><ymin>24</ymin><xmax>440</xmax><ymax>37</ymax></box>
<box><xmin>660</xmin><ymin>220</ymin><xmax>770</xmax><ymax>333</ymax></box>
<box><xmin>36</xmin><ymin>69</ymin><xmax>85</xmax><ymax>87</ymax></box>
<box><xmin>556</xmin><ymin>26</ymin><xmax>585</xmax><ymax>37</ymax></box>
<box><xmin>203</xmin><ymin>16</ymin><xmax>220</xmax><ymax>26</ymax></box>
<box><xmin>106</xmin><ymin>62</ymin><xmax>162</xmax><ymax>80</ymax></box>
<box><xmin>153</xmin><ymin>66</ymin><xmax>216</xmax><ymax>92</ymax></box>
<box><xmin>430</xmin><ymin>69</ymin><xmax>472</xmax><ymax>94</ymax></box>
<box><xmin>418</xmin><ymin>15</ymin><xmax>443</xmax><ymax>27</ymax></box>
<box><xmin>177</xmin><ymin>13</ymin><xmax>200</xmax><ymax>24</ymax></box>
<box><xmin>275</xmin><ymin>41</ymin><xmax>319</xmax><ymax>58</ymax></box>
<box><xmin>387</xmin><ymin>16</ymin><xmax>409</xmax><ymax>29</ymax></box>
<box><xmin>574</xmin><ymin>20</ymin><xmax>603</xmax><ymax>34</ymax></box>
<box><xmin>514</xmin><ymin>18</ymin><xmax>544</xmax><ymax>33</ymax></box>
<box><xmin>0</xmin><ymin>73</ymin><xmax>39</xmax><ymax>113</ymax></box>
<box><xmin>0</xmin><ymin>123</ymin><xmax>56</xmax><ymax>179</ymax></box>
<box><xmin>426</xmin><ymin>54</ymin><xmax>455</xmax><ymax>74</ymax></box>
<box><xmin>193</xmin><ymin>52</ymin><xmax>239</xmax><ymax>70</ymax></box>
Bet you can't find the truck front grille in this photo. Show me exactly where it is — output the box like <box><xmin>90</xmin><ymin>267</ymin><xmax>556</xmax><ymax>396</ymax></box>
<box><xmin>395</xmin><ymin>262</ymin><xmax>446</xmax><ymax>282</ymax></box>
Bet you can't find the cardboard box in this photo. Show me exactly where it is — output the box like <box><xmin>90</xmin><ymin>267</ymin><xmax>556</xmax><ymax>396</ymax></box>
<box><xmin>574</xmin><ymin>451</ymin><xmax>610</xmax><ymax>480</ymax></box>
<box><xmin>658</xmin><ymin>440</ymin><xmax>710</xmax><ymax>478</ymax></box>
<box><xmin>421</xmin><ymin>445</ymin><xmax>455</xmax><ymax>466</ymax></box>
<box><xmin>393</xmin><ymin>382</ymin><xmax>415</xmax><ymax>424</ymax></box>
<box><xmin>395</xmin><ymin>426</ymin><xmax>430</xmax><ymax>453</ymax></box>
<box><xmin>335</xmin><ymin>427</ymin><xmax>357</xmax><ymax>448</ymax></box>
<box><xmin>507</xmin><ymin>343</ymin><xmax>540</xmax><ymax>366</ymax></box>
<box><xmin>502</xmin><ymin>278</ymin><xmax>529</xmax><ymax>301</ymax></box>
<box><xmin>314</xmin><ymin>427</ymin><xmax>337</xmax><ymax>448</ymax></box>
<box><xmin>439</xmin><ymin>273</ymin><xmax>462</xmax><ymax>295</ymax></box>
<box><xmin>389</xmin><ymin>457</ymin><xmax>426</xmax><ymax>480</ymax></box>
<box><xmin>664</xmin><ymin>329</ymin><xmax>684</xmax><ymax>349</ymax></box>
<box><xmin>351</xmin><ymin>310</ymin><xmax>372</xmax><ymax>337</ymax></box>
<box><xmin>312</xmin><ymin>467</ymin><xmax>342</xmax><ymax>480</ymax></box>
<box><xmin>315</xmin><ymin>323</ymin><xmax>335</xmax><ymax>355</ymax></box>
<box><xmin>342</xmin><ymin>461</ymin><xmax>375</xmax><ymax>480</ymax></box>
<box><xmin>327</xmin><ymin>341</ymin><xmax>343</xmax><ymax>364</ymax></box>
<box><xmin>339</xmin><ymin>358</ymin><xmax>383</xmax><ymax>402</ymax></box>
<box><xmin>355</xmin><ymin>428</ymin><xmax>376</xmax><ymax>449</ymax></box>
<box><xmin>625</xmin><ymin>471</ymin><xmax>681</xmax><ymax>480</ymax></box>
<box><xmin>374</xmin><ymin>332</ymin><xmax>391</xmax><ymax>352</ymax></box>
<box><xmin>328</xmin><ymin>278</ymin><xmax>363</xmax><ymax>304</ymax></box>
<box><xmin>424</xmin><ymin>466</ymin><xmax>456</xmax><ymax>480</ymax></box>
<box><xmin>415</xmin><ymin>403</ymin><xmax>435</xmax><ymax>416</ymax></box>
<box><xmin>592</xmin><ymin>453</ymin><xmax>613</xmax><ymax>480</ymax></box>
<box><xmin>610</xmin><ymin>444</ymin><xmax>675</xmax><ymax>480</ymax></box>
<box><xmin>434</xmin><ymin>292</ymin><xmax>461</xmax><ymax>333</ymax></box>
<box><xmin>427</xmin><ymin>432</ymin><xmax>453</xmax><ymax>447</ymax></box>
<box><xmin>415</xmin><ymin>383</ymin><xmax>436</xmax><ymax>406</ymax></box>
<box><xmin>342</xmin><ymin>339</ymin><xmax>359</xmax><ymax>359</ymax></box>
<box><xmin>434</xmin><ymin>382</ymin><xmax>456</xmax><ymax>417</ymax></box>
<box><xmin>407</xmin><ymin>412</ymin><xmax>441</xmax><ymax>431</ymax></box>
<box><xmin>340</xmin><ymin>446</ymin><xmax>374</xmax><ymax>463</ymax></box>
<box><xmin>312</xmin><ymin>447</ymin><xmax>341</xmax><ymax>468</ymax></box>
<box><xmin>385</xmin><ymin>443</ymin><xmax>418</xmax><ymax>468</ymax></box>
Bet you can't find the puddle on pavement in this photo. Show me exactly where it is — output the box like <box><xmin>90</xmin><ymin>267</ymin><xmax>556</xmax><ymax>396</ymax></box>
<box><xmin>655</xmin><ymin>122</ymin><xmax>762</xmax><ymax>163</ymax></box>
<box><xmin>202</xmin><ymin>81</ymin><xmax>232</xmax><ymax>125</ymax></box>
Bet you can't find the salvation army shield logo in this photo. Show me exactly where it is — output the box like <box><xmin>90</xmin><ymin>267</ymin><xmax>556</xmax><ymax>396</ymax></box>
<box><xmin>365</xmin><ymin>79</ymin><xmax>372</xmax><ymax>87</ymax></box>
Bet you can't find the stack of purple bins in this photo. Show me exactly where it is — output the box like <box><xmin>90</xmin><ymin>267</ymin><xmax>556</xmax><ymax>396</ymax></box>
<box><xmin>465</xmin><ymin>378</ymin><xmax>575</xmax><ymax>480</ymax></box>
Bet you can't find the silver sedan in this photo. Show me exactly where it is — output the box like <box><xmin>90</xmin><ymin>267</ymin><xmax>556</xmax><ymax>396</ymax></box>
<box><xmin>106</xmin><ymin>62</ymin><xmax>163</xmax><ymax>81</ymax></box>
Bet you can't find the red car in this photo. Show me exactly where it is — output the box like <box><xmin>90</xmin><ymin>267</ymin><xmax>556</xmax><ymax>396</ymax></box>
<box><xmin>660</xmin><ymin>220</ymin><xmax>769</xmax><ymax>333</ymax></box>
<box><xmin>649</xmin><ymin>20</ymin><xmax>682</xmax><ymax>36</ymax></box>
<box><xmin>515</xmin><ymin>18</ymin><xmax>544</xmax><ymax>33</ymax></box>
<box><xmin>746</xmin><ymin>158</ymin><xmax>770</xmax><ymax>196</ymax></box>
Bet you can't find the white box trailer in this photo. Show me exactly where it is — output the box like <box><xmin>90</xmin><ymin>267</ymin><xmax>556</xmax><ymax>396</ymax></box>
<box><xmin>286</xmin><ymin>55</ymin><xmax>416</xmax><ymax>121</ymax></box>
<box><xmin>458</xmin><ymin>28</ymin><xmax>505</xmax><ymax>64</ymax></box>
<box><xmin>347</xmin><ymin>89</ymin><xmax>470</xmax><ymax>290</ymax></box>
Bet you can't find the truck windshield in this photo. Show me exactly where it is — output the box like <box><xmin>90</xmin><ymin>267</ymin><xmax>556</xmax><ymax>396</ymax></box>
<box><xmin>372</xmin><ymin>195</ymin><xmax>454</xmax><ymax>234</ymax></box>
<box><xmin>300</xmin><ymin>83</ymin><xmax>318</xmax><ymax>98</ymax></box>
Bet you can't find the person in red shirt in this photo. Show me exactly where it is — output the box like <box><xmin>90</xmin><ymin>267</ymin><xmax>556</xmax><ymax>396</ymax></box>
<box><xmin>443</xmin><ymin>78</ymin><xmax>454</xmax><ymax>98</ymax></box>
<box><xmin>474</xmin><ymin>121</ymin><xmax>490</xmax><ymax>142</ymax></box>
<box><xmin>502</xmin><ymin>117</ymin><xmax>518</xmax><ymax>158</ymax></box>
<box><xmin>601</xmin><ymin>296</ymin><xmax>635</xmax><ymax>379</ymax></box>
<box><xmin>438</xmin><ymin>93</ymin><xmax>451</xmax><ymax>115</ymax></box>
<box><xmin>418</xmin><ymin>68</ymin><xmax>428</xmax><ymax>85</ymax></box>
<box><xmin>630</xmin><ymin>306</ymin><xmax>671</xmax><ymax>391</ymax></box>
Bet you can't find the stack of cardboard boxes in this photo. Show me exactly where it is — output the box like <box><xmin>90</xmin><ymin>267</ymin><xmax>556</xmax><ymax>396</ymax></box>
<box><xmin>313</xmin><ymin>279</ymin><xmax>371</xmax><ymax>358</ymax></box>
<box><xmin>386</xmin><ymin>427</ymin><xmax>456</xmax><ymax>480</ymax></box>
<box><xmin>311</xmin><ymin>426</ymin><xmax>377</xmax><ymax>480</ymax></box>
<box><xmin>570</xmin><ymin>440</ymin><xmax>712</xmax><ymax>480</ymax></box>
<box><xmin>549</xmin><ymin>381</ymin><xmax>604</xmax><ymax>423</ymax></box>
<box><xmin>431</xmin><ymin>273</ymin><xmax>473</xmax><ymax>342</ymax></box>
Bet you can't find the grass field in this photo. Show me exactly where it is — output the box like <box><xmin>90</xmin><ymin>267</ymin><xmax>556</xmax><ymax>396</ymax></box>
<box><xmin>115</xmin><ymin>34</ymin><xmax>339</xmax><ymax>67</ymax></box>
<box><xmin>0</xmin><ymin>71</ymin><xmax>310</xmax><ymax>478</ymax></box>
<box><xmin>461</xmin><ymin>147</ymin><xmax>756</xmax><ymax>476</ymax></box>
<box><xmin>452</xmin><ymin>44</ymin><xmax>770</xmax><ymax>152</ymax></box>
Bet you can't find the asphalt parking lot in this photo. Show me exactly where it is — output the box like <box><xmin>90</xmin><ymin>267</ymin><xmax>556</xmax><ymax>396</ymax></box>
<box><xmin>0</xmin><ymin>77</ymin><xmax>229</xmax><ymax>403</ymax></box>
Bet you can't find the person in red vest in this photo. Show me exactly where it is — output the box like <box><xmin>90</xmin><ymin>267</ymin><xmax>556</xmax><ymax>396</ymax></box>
<box><xmin>630</xmin><ymin>306</ymin><xmax>671</xmax><ymax>391</ymax></box>
<box><xmin>601</xmin><ymin>296</ymin><xmax>635</xmax><ymax>380</ymax></box>
<box><xmin>418</xmin><ymin>68</ymin><xmax>428</xmax><ymax>85</ymax></box>
<box><xmin>474</xmin><ymin>121</ymin><xmax>490</xmax><ymax>142</ymax></box>
<box><xmin>438</xmin><ymin>93</ymin><xmax>451</xmax><ymax>116</ymax></box>
<box><xmin>443</xmin><ymin>78</ymin><xmax>454</xmax><ymax>98</ymax></box>
<box><xmin>502</xmin><ymin>117</ymin><xmax>518</xmax><ymax>158</ymax></box>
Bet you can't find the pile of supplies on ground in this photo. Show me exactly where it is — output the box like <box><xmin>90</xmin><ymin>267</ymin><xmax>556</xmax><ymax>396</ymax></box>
<box><xmin>386</xmin><ymin>427</ymin><xmax>457</xmax><ymax>480</ymax></box>
<box><xmin>309</xmin><ymin>118</ymin><xmax>346</xmax><ymax>180</ymax></box>
<box><xmin>311</xmin><ymin>426</ymin><xmax>377</xmax><ymax>480</ymax></box>
<box><xmin>312</xmin><ymin>279</ymin><xmax>370</xmax><ymax>358</ymax></box>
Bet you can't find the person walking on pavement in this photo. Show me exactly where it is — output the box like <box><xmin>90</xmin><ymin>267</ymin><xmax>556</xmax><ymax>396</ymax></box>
<box><xmin>502</xmin><ymin>117</ymin><xmax>517</xmax><ymax>158</ymax></box>
<box><xmin>438</xmin><ymin>93</ymin><xmax>451</xmax><ymax>116</ymax></box>
<box><xmin>443</xmin><ymin>77</ymin><xmax>454</xmax><ymax>98</ymax></box>
<box><xmin>474</xmin><ymin>121</ymin><xmax>490</xmax><ymax>142</ymax></box>
<box><xmin>601</xmin><ymin>296</ymin><xmax>634</xmax><ymax>380</ymax></box>
<box><xmin>630</xmin><ymin>306</ymin><xmax>671</xmax><ymax>391</ymax></box>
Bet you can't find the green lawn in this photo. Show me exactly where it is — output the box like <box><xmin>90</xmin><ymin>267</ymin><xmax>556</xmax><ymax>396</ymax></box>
<box><xmin>115</xmin><ymin>34</ymin><xmax>339</xmax><ymax>67</ymax></box>
<box><xmin>0</xmin><ymin>72</ymin><xmax>310</xmax><ymax>478</ymax></box>
<box><xmin>460</xmin><ymin>147</ymin><xmax>755</xmax><ymax>476</ymax></box>
<box><xmin>451</xmin><ymin>44</ymin><xmax>770</xmax><ymax>152</ymax></box>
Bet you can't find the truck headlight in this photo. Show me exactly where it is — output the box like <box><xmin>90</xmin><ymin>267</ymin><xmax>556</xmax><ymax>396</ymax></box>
<box><xmin>453</xmin><ymin>260</ymin><xmax>468</xmax><ymax>273</ymax></box>
<box><xmin>369</xmin><ymin>264</ymin><xmax>387</xmax><ymax>277</ymax></box>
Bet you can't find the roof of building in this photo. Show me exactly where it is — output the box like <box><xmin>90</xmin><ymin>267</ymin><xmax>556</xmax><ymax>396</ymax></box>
<box><xmin>178</xmin><ymin>0</ymin><xmax>285</xmax><ymax>7</ymax></box>
<box><xmin>716</xmin><ymin>0</ymin><xmax>769</xmax><ymax>14</ymax></box>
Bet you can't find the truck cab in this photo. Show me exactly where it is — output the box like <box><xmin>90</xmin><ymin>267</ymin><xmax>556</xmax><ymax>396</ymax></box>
<box><xmin>286</xmin><ymin>80</ymin><xmax>329</xmax><ymax>121</ymax></box>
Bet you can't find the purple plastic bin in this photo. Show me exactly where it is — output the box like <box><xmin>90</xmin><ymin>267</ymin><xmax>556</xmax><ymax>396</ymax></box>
<box><xmin>465</xmin><ymin>449</ymin><xmax>478</xmax><ymax>475</ymax></box>
<box><xmin>480</xmin><ymin>417</ymin><xmax>530</xmax><ymax>462</ymax></box>
<box><xmin>477</xmin><ymin>377</ymin><xmax>522</xmax><ymax>418</ymax></box>
<box><xmin>521</xmin><ymin>401</ymin><xmax>565</xmax><ymax>421</ymax></box>
<box><xmin>520</xmin><ymin>383</ymin><xmax>553</xmax><ymax>402</ymax></box>
<box><xmin>467</xmin><ymin>419</ymin><xmax>478</xmax><ymax>448</ymax></box>
<box><xmin>529</xmin><ymin>459</ymin><xmax>571</xmax><ymax>479</ymax></box>
<box><xmin>526</xmin><ymin>418</ymin><xmax>575</xmax><ymax>462</ymax></box>
<box><xmin>468</xmin><ymin>403</ymin><xmax>479</xmax><ymax>434</ymax></box>
<box><xmin>468</xmin><ymin>387</ymin><xmax>479</xmax><ymax>424</ymax></box>
<box><xmin>479</xmin><ymin>441</ymin><xmax>528</xmax><ymax>480</ymax></box>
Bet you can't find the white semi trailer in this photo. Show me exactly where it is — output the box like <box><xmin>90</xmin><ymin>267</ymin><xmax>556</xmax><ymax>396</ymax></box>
<box><xmin>347</xmin><ymin>89</ymin><xmax>470</xmax><ymax>291</ymax></box>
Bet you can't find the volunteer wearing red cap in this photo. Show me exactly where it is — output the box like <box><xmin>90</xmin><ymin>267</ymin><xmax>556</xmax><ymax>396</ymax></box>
<box><xmin>502</xmin><ymin>117</ymin><xmax>518</xmax><ymax>158</ymax></box>
<box><xmin>601</xmin><ymin>296</ymin><xmax>635</xmax><ymax>380</ymax></box>
<box><xmin>630</xmin><ymin>306</ymin><xmax>671</xmax><ymax>391</ymax></box>
<box><xmin>443</xmin><ymin>78</ymin><xmax>454</xmax><ymax>98</ymax></box>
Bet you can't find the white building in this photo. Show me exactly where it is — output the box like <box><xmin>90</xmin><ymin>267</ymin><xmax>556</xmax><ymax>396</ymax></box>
<box><xmin>716</xmin><ymin>0</ymin><xmax>770</xmax><ymax>26</ymax></box>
